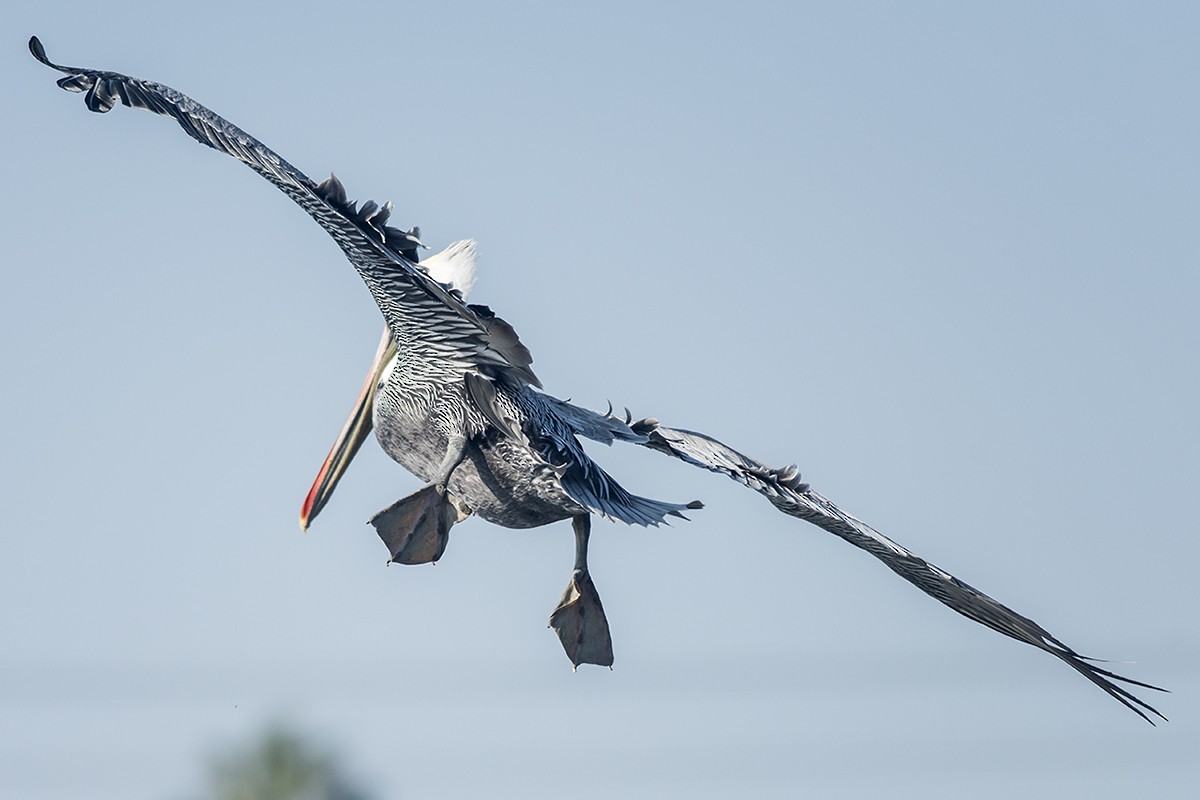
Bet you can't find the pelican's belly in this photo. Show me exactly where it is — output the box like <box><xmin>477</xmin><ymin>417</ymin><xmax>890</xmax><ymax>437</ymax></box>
<box><xmin>372</xmin><ymin>392</ymin><xmax>581</xmax><ymax>529</ymax></box>
<box><xmin>454</xmin><ymin>436</ymin><xmax>582</xmax><ymax>528</ymax></box>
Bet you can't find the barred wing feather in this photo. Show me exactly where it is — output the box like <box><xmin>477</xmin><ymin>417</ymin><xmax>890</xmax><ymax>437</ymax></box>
<box><xmin>29</xmin><ymin>36</ymin><xmax>537</xmax><ymax>389</ymax></box>
<box><xmin>632</xmin><ymin>420</ymin><xmax>1168</xmax><ymax>723</ymax></box>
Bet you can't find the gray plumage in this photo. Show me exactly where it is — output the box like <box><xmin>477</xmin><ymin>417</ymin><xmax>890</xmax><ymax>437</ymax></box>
<box><xmin>31</xmin><ymin>36</ymin><xmax>1166</xmax><ymax>723</ymax></box>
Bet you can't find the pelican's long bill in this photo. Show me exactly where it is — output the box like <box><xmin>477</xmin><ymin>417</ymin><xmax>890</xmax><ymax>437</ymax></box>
<box><xmin>300</xmin><ymin>328</ymin><xmax>398</xmax><ymax>530</ymax></box>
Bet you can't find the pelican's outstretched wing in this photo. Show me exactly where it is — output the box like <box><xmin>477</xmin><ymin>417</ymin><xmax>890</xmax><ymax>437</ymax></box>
<box><xmin>629</xmin><ymin>418</ymin><xmax>1167</xmax><ymax>723</ymax></box>
<box><xmin>30</xmin><ymin>36</ymin><xmax>537</xmax><ymax>388</ymax></box>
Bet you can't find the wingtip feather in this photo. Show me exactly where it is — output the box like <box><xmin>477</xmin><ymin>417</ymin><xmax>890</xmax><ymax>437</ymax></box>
<box><xmin>29</xmin><ymin>36</ymin><xmax>49</xmax><ymax>65</ymax></box>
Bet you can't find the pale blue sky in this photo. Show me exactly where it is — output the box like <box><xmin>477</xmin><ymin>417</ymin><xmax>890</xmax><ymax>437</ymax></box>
<box><xmin>2</xmin><ymin>2</ymin><xmax>1197</xmax><ymax>798</ymax></box>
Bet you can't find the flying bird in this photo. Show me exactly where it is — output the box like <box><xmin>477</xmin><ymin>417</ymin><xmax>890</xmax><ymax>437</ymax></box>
<box><xmin>30</xmin><ymin>36</ymin><xmax>1166</xmax><ymax>722</ymax></box>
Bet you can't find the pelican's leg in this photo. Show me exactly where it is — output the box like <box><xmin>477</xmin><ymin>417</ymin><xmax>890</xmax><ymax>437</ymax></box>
<box><xmin>370</xmin><ymin>433</ymin><xmax>470</xmax><ymax>565</ymax></box>
<box><xmin>548</xmin><ymin>515</ymin><xmax>614</xmax><ymax>668</ymax></box>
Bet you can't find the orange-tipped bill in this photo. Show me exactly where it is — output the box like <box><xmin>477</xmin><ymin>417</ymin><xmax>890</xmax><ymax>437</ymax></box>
<box><xmin>300</xmin><ymin>327</ymin><xmax>398</xmax><ymax>530</ymax></box>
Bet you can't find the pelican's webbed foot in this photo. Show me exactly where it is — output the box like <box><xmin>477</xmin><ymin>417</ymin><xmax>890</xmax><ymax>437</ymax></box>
<box><xmin>548</xmin><ymin>515</ymin><xmax>614</xmax><ymax>668</ymax></box>
<box><xmin>370</xmin><ymin>485</ymin><xmax>467</xmax><ymax>564</ymax></box>
<box><xmin>371</xmin><ymin>433</ymin><xmax>470</xmax><ymax>565</ymax></box>
<box><xmin>549</xmin><ymin>566</ymin><xmax>614</xmax><ymax>668</ymax></box>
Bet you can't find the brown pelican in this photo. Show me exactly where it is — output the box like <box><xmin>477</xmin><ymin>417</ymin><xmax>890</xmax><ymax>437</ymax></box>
<box><xmin>30</xmin><ymin>37</ymin><xmax>1166</xmax><ymax>722</ymax></box>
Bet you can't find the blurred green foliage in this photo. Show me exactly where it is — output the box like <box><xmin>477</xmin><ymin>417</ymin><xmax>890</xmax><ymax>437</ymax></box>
<box><xmin>195</xmin><ymin>725</ymin><xmax>374</xmax><ymax>800</ymax></box>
